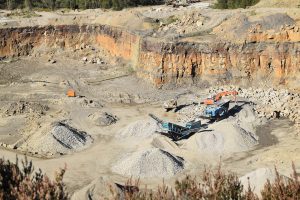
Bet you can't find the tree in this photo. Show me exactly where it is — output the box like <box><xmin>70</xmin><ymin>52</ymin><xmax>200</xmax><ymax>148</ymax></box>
<box><xmin>214</xmin><ymin>0</ymin><xmax>260</xmax><ymax>9</ymax></box>
<box><xmin>215</xmin><ymin>0</ymin><xmax>228</xmax><ymax>9</ymax></box>
<box><xmin>6</xmin><ymin>0</ymin><xmax>15</xmax><ymax>9</ymax></box>
<box><xmin>24</xmin><ymin>0</ymin><xmax>32</xmax><ymax>10</ymax></box>
<box><xmin>51</xmin><ymin>0</ymin><xmax>56</xmax><ymax>10</ymax></box>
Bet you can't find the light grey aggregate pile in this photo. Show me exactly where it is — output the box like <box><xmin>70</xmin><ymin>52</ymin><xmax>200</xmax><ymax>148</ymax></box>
<box><xmin>28</xmin><ymin>122</ymin><xmax>93</xmax><ymax>155</ymax></box>
<box><xmin>116</xmin><ymin>120</ymin><xmax>159</xmax><ymax>139</ymax></box>
<box><xmin>112</xmin><ymin>148</ymin><xmax>184</xmax><ymax>178</ymax></box>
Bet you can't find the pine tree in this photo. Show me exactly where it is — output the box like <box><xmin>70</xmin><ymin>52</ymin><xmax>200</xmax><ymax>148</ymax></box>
<box><xmin>216</xmin><ymin>0</ymin><xmax>228</xmax><ymax>9</ymax></box>
<box><xmin>24</xmin><ymin>0</ymin><xmax>32</xmax><ymax>10</ymax></box>
<box><xmin>6</xmin><ymin>0</ymin><xmax>15</xmax><ymax>9</ymax></box>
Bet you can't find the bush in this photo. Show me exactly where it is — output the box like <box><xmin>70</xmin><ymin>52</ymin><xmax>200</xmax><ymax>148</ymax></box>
<box><xmin>0</xmin><ymin>0</ymin><xmax>162</xmax><ymax>11</ymax></box>
<box><xmin>110</xmin><ymin>163</ymin><xmax>300</xmax><ymax>200</ymax></box>
<box><xmin>0</xmin><ymin>156</ymin><xmax>68</xmax><ymax>200</ymax></box>
<box><xmin>110</xmin><ymin>165</ymin><xmax>257</xmax><ymax>200</ymax></box>
<box><xmin>261</xmin><ymin>163</ymin><xmax>300</xmax><ymax>200</ymax></box>
<box><xmin>214</xmin><ymin>0</ymin><xmax>260</xmax><ymax>9</ymax></box>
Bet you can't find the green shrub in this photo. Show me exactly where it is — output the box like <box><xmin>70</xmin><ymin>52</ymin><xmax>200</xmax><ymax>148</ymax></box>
<box><xmin>0</xmin><ymin>156</ymin><xmax>68</xmax><ymax>199</ymax></box>
<box><xmin>0</xmin><ymin>0</ymin><xmax>162</xmax><ymax>11</ymax></box>
<box><xmin>214</xmin><ymin>0</ymin><xmax>260</xmax><ymax>9</ymax></box>
<box><xmin>110</xmin><ymin>163</ymin><xmax>300</xmax><ymax>200</ymax></box>
<box><xmin>261</xmin><ymin>163</ymin><xmax>300</xmax><ymax>200</ymax></box>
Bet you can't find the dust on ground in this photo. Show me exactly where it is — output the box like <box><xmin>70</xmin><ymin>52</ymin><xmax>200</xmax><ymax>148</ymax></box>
<box><xmin>0</xmin><ymin>2</ymin><xmax>299</xmax><ymax>199</ymax></box>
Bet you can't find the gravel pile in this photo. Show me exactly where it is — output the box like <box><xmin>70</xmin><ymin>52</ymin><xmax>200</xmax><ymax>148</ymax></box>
<box><xmin>239</xmin><ymin>168</ymin><xmax>288</xmax><ymax>197</ymax></box>
<box><xmin>116</xmin><ymin>120</ymin><xmax>159</xmax><ymax>139</ymax></box>
<box><xmin>235</xmin><ymin>104</ymin><xmax>262</xmax><ymax>134</ymax></box>
<box><xmin>111</xmin><ymin>148</ymin><xmax>184</xmax><ymax>178</ymax></box>
<box><xmin>177</xmin><ymin>103</ymin><xmax>206</xmax><ymax>122</ymax></box>
<box><xmin>26</xmin><ymin>122</ymin><xmax>93</xmax><ymax>155</ymax></box>
<box><xmin>183</xmin><ymin>122</ymin><xmax>258</xmax><ymax>156</ymax></box>
<box><xmin>90</xmin><ymin>112</ymin><xmax>118</xmax><ymax>126</ymax></box>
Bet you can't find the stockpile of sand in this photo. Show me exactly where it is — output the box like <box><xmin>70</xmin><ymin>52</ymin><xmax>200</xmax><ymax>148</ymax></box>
<box><xmin>239</xmin><ymin>168</ymin><xmax>288</xmax><ymax>196</ymax></box>
<box><xmin>182</xmin><ymin>122</ymin><xmax>258</xmax><ymax>156</ymax></box>
<box><xmin>24</xmin><ymin>122</ymin><xmax>93</xmax><ymax>155</ymax></box>
<box><xmin>71</xmin><ymin>176</ymin><xmax>114</xmax><ymax>200</ymax></box>
<box><xmin>236</xmin><ymin>104</ymin><xmax>260</xmax><ymax>134</ymax></box>
<box><xmin>116</xmin><ymin>120</ymin><xmax>159</xmax><ymax>139</ymax></box>
<box><xmin>111</xmin><ymin>148</ymin><xmax>184</xmax><ymax>178</ymax></box>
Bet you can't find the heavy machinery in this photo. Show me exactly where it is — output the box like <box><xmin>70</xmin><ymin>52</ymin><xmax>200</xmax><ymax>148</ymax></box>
<box><xmin>202</xmin><ymin>91</ymin><xmax>238</xmax><ymax>120</ymax></box>
<box><xmin>203</xmin><ymin>101</ymin><xmax>230</xmax><ymax>119</ymax></box>
<box><xmin>203</xmin><ymin>91</ymin><xmax>238</xmax><ymax>105</ymax></box>
<box><xmin>149</xmin><ymin>114</ymin><xmax>201</xmax><ymax>141</ymax></box>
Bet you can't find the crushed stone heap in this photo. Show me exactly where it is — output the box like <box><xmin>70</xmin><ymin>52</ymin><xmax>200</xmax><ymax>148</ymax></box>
<box><xmin>23</xmin><ymin>122</ymin><xmax>93</xmax><ymax>156</ymax></box>
<box><xmin>116</xmin><ymin>120</ymin><xmax>159</xmax><ymax>139</ymax></box>
<box><xmin>112</xmin><ymin>148</ymin><xmax>184</xmax><ymax>178</ymax></box>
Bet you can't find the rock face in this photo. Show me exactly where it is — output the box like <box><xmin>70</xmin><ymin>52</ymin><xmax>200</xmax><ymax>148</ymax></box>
<box><xmin>137</xmin><ymin>39</ymin><xmax>300</xmax><ymax>89</ymax></box>
<box><xmin>247</xmin><ymin>24</ymin><xmax>300</xmax><ymax>43</ymax></box>
<box><xmin>0</xmin><ymin>25</ymin><xmax>140</xmax><ymax>61</ymax></box>
<box><xmin>0</xmin><ymin>24</ymin><xmax>299</xmax><ymax>89</ymax></box>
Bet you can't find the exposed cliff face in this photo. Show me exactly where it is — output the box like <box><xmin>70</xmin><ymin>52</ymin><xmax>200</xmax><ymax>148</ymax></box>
<box><xmin>137</xmin><ymin>39</ymin><xmax>300</xmax><ymax>89</ymax></box>
<box><xmin>0</xmin><ymin>25</ymin><xmax>299</xmax><ymax>89</ymax></box>
<box><xmin>0</xmin><ymin>25</ymin><xmax>139</xmax><ymax>60</ymax></box>
<box><xmin>247</xmin><ymin>24</ymin><xmax>300</xmax><ymax>43</ymax></box>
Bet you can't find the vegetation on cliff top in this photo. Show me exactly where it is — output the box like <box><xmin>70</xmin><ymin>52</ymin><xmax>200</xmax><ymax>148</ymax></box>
<box><xmin>0</xmin><ymin>0</ymin><xmax>161</xmax><ymax>11</ymax></box>
<box><xmin>214</xmin><ymin>0</ymin><xmax>260</xmax><ymax>9</ymax></box>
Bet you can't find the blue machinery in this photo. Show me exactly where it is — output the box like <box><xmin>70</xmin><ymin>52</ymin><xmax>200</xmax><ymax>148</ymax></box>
<box><xmin>149</xmin><ymin>114</ymin><xmax>201</xmax><ymax>141</ymax></box>
<box><xmin>203</xmin><ymin>101</ymin><xmax>230</xmax><ymax>119</ymax></box>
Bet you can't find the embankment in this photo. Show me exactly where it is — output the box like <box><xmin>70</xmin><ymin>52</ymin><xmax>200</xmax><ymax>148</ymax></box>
<box><xmin>0</xmin><ymin>24</ymin><xmax>299</xmax><ymax>89</ymax></box>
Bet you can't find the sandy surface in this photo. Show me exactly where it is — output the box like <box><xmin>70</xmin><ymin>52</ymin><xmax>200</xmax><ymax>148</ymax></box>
<box><xmin>0</xmin><ymin>2</ymin><xmax>299</xmax><ymax>199</ymax></box>
<box><xmin>0</xmin><ymin>53</ymin><xmax>298</xmax><ymax>199</ymax></box>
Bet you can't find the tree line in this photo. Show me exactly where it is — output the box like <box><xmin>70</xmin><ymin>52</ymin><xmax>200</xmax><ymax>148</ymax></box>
<box><xmin>0</xmin><ymin>0</ymin><xmax>161</xmax><ymax>10</ymax></box>
<box><xmin>214</xmin><ymin>0</ymin><xmax>260</xmax><ymax>9</ymax></box>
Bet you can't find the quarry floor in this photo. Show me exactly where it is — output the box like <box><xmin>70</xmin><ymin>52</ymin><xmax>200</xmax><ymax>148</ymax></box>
<box><xmin>0</xmin><ymin>2</ymin><xmax>300</xmax><ymax>198</ymax></box>
<box><xmin>0</xmin><ymin>55</ymin><xmax>299</xmax><ymax>198</ymax></box>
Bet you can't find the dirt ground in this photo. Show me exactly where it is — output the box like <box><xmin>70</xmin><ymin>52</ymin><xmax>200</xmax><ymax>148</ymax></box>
<box><xmin>0</xmin><ymin>2</ymin><xmax>300</xmax><ymax>199</ymax></box>
<box><xmin>0</xmin><ymin>53</ymin><xmax>299</xmax><ymax>198</ymax></box>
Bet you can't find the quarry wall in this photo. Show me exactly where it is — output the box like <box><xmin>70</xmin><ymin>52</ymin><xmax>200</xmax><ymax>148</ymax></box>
<box><xmin>0</xmin><ymin>25</ymin><xmax>299</xmax><ymax>89</ymax></box>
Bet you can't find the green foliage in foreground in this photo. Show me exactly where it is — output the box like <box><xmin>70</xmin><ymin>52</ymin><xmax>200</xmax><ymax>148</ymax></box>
<box><xmin>0</xmin><ymin>156</ymin><xmax>68</xmax><ymax>199</ymax></box>
<box><xmin>0</xmin><ymin>0</ymin><xmax>161</xmax><ymax>11</ymax></box>
<box><xmin>111</xmin><ymin>163</ymin><xmax>300</xmax><ymax>200</ymax></box>
<box><xmin>214</xmin><ymin>0</ymin><xmax>260</xmax><ymax>9</ymax></box>
<box><xmin>1</xmin><ymin>156</ymin><xmax>298</xmax><ymax>200</ymax></box>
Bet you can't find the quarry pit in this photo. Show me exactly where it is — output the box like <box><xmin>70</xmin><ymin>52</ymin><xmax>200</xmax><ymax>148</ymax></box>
<box><xmin>0</xmin><ymin>2</ymin><xmax>300</xmax><ymax>199</ymax></box>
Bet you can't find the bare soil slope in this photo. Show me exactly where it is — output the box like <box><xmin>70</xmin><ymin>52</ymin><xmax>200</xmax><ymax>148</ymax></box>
<box><xmin>254</xmin><ymin>0</ymin><xmax>300</xmax><ymax>8</ymax></box>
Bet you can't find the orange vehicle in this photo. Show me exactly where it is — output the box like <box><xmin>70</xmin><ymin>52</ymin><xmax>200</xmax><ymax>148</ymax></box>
<box><xmin>67</xmin><ymin>89</ymin><xmax>76</xmax><ymax>97</ymax></box>
<box><xmin>203</xmin><ymin>91</ymin><xmax>238</xmax><ymax>105</ymax></box>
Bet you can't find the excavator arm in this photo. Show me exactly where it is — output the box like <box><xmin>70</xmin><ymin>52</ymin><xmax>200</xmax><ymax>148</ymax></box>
<box><xmin>203</xmin><ymin>90</ymin><xmax>238</xmax><ymax>105</ymax></box>
<box><xmin>215</xmin><ymin>91</ymin><xmax>238</xmax><ymax>101</ymax></box>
